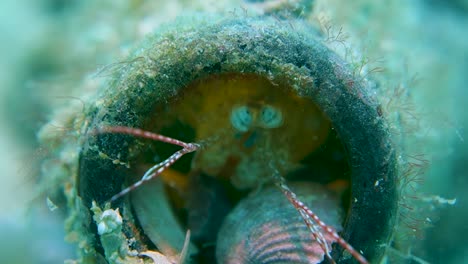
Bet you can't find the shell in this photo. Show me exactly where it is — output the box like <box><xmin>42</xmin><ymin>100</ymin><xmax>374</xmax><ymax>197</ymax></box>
<box><xmin>131</xmin><ymin>176</ymin><xmax>198</xmax><ymax>260</ymax></box>
<box><xmin>216</xmin><ymin>182</ymin><xmax>343</xmax><ymax>264</ymax></box>
<box><xmin>74</xmin><ymin>15</ymin><xmax>399</xmax><ymax>264</ymax></box>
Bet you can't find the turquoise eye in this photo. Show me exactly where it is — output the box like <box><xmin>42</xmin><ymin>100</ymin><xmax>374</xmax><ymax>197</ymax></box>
<box><xmin>231</xmin><ymin>106</ymin><xmax>253</xmax><ymax>132</ymax></box>
<box><xmin>259</xmin><ymin>105</ymin><xmax>283</xmax><ymax>128</ymax></box>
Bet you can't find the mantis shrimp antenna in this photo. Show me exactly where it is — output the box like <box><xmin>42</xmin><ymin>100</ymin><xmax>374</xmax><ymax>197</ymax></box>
<box><xmin>95</xmin><ymin>126</ymin><xmax>369</xmax><ymax>264</ymax></box>
<box><xmin>272</xmin><ymin>169</ymin><xmax>369</xmax><ymax>264</ymax></box>
<box><xmin>95</xmin><ymin>126</ymin><xmax>200</xmax><ymax>202</ymax></box>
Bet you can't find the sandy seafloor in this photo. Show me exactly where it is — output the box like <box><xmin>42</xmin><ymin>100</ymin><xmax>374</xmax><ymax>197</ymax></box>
<box><xmin>0</xmin><ymin>0</ymin><xmax>466</xmax><ymax>263</ymax></box>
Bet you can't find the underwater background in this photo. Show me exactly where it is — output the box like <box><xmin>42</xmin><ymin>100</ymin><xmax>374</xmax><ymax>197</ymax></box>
<box><xmin>0</xmin><ymin>0</ymin><xmax>466</xmax><ymax>263</ymax></box>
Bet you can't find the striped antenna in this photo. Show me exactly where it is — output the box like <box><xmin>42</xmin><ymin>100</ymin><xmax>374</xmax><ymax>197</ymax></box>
<box><xmin>272</xmin><ymin>170</ymin><xmax>369</xmax><ymax>264</ymax></box>
<box><xmin>94</xmin><ymin>126</ymin><xmax>368</xmax><ymax>263</ymax></box>
<box><xmin>94</xmin><ymin>126</ymin><xmax>200</xmax><ymax>202</ymax></box>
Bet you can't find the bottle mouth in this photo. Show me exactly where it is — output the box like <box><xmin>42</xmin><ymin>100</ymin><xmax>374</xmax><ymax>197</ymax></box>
<box><xmin>77</xmin><ymin>17</ymin><xmax>398</xmax><ymax>263</ymax></box>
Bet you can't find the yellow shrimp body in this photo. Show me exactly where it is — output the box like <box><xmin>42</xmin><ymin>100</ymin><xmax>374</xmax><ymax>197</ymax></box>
<box><xmin>165</xmin><ymin>74</ymin><xmax>330</xmax><ymax>189</ymax></box>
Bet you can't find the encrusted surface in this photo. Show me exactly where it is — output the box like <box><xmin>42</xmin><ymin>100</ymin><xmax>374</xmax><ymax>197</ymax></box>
<box><xmin>74</xmin><ymin>16</ymin><xmax>398</xmax><ymax>263</ymax></box>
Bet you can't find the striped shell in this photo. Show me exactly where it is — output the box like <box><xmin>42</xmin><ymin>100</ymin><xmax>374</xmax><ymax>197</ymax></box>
<box><xmin>216</xmin><ymin>183</ymin><xmax>342</xmax><ymax>264</ymax></box>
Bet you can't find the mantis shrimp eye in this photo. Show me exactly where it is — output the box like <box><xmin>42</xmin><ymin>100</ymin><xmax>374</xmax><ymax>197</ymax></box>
<box><xmin>231</xmin><ymin>106</ymin><xmax>254</xmax><ymax>132</ymax></box>
<box><xmin>259</xmin><ymin>105</ymin><xmax>283</xmax><ymax>129</ymax></box>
